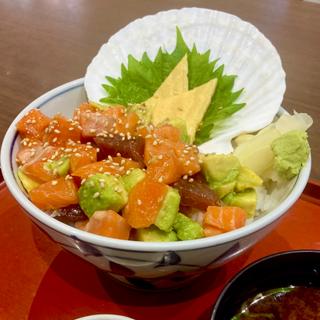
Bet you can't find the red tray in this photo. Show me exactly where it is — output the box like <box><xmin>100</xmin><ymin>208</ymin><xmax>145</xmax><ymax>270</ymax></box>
<box><xmin>0</xmin><ymin>180</ymin><xmax>319</xmax><ymax>320</ymax></box>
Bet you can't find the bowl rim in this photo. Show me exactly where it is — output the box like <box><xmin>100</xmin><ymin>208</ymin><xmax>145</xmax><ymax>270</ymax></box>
<box><xmin>0</xmin><ymin>78</ymin><xmax>311</xmax><ymax>252</ymax></box>
<box><xmin>210</xmin><ymin>249</ymin><xmax>320</xmax><ymax>319</ymax></box>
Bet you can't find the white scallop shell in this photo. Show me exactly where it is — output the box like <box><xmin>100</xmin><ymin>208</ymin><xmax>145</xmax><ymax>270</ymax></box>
<box><xmin>84</xmin><ymin>7</ymin><xmax>286</xmax><ymax>154</ymax></box>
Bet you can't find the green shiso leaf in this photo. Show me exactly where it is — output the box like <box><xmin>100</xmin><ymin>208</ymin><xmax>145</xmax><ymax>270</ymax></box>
<box><xmin>100</xmin><ymin>27</ymin><xmax>245</xmax><ymax>145</ymax></box>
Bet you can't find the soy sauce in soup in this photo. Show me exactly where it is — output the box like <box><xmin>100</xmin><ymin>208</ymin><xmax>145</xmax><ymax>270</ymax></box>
<box><xmin>232</xmin><ymin>286</ymin><xmax>320</xmax><ymax>320</ymax></box>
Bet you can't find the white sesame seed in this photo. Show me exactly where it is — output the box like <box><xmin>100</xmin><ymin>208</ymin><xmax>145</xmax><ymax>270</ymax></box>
<box><xmin>158</xmin><ymin>155</ymin><xmax>163</xmax><ymax>160</ymax></box>
<box><xmin>158</xmin><ymin>176</ymin><xmax>164</xmax><ymax>183</ymax></box>
<box><xmin>188</xmin><ymin>178</ymin><xmax>194</xmax><ymax>183</ymax></box>
<box><xmin>137</xmin><ymin>199</ymin><xmax>142</xmax><ymax>205</ymax></box>
<box><xmin>93</xmin><ymin>192</ymin><xmax>100</xmax><ymax>198</ymax></box>
<box><xmin>54</xmin><ymin>129</ymin><xmax>61</xmax><ymax>134</ymax></box>
<box><xmin>153</xmin><ymin>140</ymin><xmax>158</xmax><ymax>146</ymax></box>
<box><xmin>116</xmin><ymin>153</ymin><xmax>121</xmax><ymax>157</ymax></box>
<box><xmin>81</xmin><ymin>178</ymin><xmax>87</xmax><ymax>185</ymax></box>
<box><xmin>69</xmin><ymin>127</ymin><xmax>74</xmax><ymax>131</ymax></box>
<box><xmin>183</xmin><ymin>175</ymin><xmax>188</xmax><ymax>180</ymax></box>
<box><xmin>125</xmin><ymin>123</ymin><xmax>129</xmax><ymax>129</ymax></box>
<box><xmin>51</xmin><ymin>180</ymin><xmax>58</xmax><ymax>186</ymax></box>
<box><xmin>74</xmin><ymin>153</ymin><xmax>81</xmax><ymax>157</ymax></box>
<box><xmin>52</xmin><ymin>137</ymin><xmax>58</xmax><ymax>143</ymax></box>
<box><xmin>186</xmin><ymin>160</ymin><xmax>191</xmax><ymax>165</ymax></box>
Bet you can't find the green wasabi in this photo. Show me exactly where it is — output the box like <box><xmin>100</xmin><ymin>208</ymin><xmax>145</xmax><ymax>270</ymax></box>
<box><xmin>271</xmin><ymin>130</ymin><xmax>310</xmax><ymax>180</ymax></box>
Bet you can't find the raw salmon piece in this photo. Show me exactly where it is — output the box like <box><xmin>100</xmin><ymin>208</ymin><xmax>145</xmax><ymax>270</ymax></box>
<box><xmin>83</xmin><ymin>210</ymin><xmax>131</xmax><ymax>240</ymax></box>
<box><xmin>43</xmin><ymin>115</ymin><xmax>81</xmax><ymax>147</ymax></box>
<box><xmin>16</xmin><ymin>109</ymin><xmax>51</xmax><ymax>140</ymax></box>
<box><xmin>29</xmin><ymin>177</ymin><xmax>78</xmax><ymax>210</ymax></box>
<box><xmin>204</xmin><ymin>206</ymin><xmax>247</xmax><ymax>233</ymax></box>
<box><xmin>123</xmin><ymin>177</ymin><xmax>168</xmax><ymax>228</ymax></box>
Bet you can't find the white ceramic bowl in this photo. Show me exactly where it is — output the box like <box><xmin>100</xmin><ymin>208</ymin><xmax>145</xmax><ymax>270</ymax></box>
<box><xmin>0</xmin><ymin>79</ymin><xmax>311</xmax><ymax>289</ymax></box>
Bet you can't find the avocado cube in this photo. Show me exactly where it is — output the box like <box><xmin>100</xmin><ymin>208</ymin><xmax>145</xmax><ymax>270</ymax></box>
<box><xmin>136</xmin><ymin>226</ymin><xmax>178</xmax><ymax>242</ymax></box>
<box><xmin>121</xmin><ymin>168</ymin><xmax>146</xmax><ymax>193</ymax></box>
<box><xmin>44</xmin><ymin>156</ymin><xmax>70</xmax><ymax>177</ymax></box>
<box><xmin>154</xmin><ymin>187</ymin><xmax>180</xmax><ymax>232</ymax></box>
<box><xmin>173</xmin><ymin>212</ymin><xmax>204</xmax><ymax>240</ymax></box>
<box><xmin>79</xmin><ymin>173</ymin><xmax>128</xmax><ymax>217</ymax></box>
<box><xmin>223</xmin><ymin>189</ymin><xmax>257</xmax><ymax>218</ymax></box>
<box><xmin>236</xmin><ymin>166</ymin><xmax>263</xmax><ymax>192</ymax></box>
<box><xmin>17</xmin><ymin>168</ymin><xmax>40</xmax><ymax>193</ymax></box>
<box><xmin>167</xmin><ymin>118</ymin><xmax>191</xmax><ymax>143</ymax></box>
<box><xmin>201</xmin><ymin>154</ymin><xmax>241</xmax><ymax>198</ymax></box>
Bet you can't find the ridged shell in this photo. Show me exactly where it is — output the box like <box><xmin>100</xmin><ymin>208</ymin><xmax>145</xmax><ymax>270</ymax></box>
<box><xmin>84</xmin><ymin>7</ymin><xmax>286</xmax><ymax>154</ymax></box>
